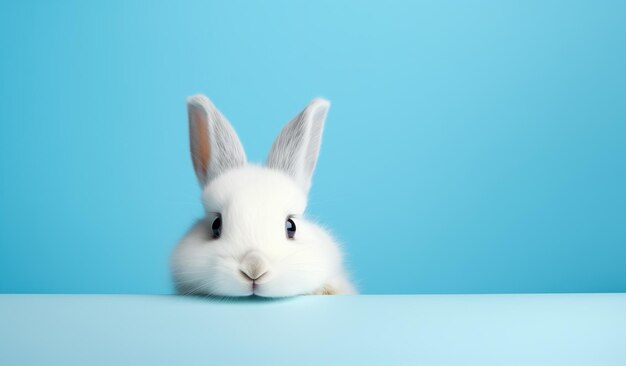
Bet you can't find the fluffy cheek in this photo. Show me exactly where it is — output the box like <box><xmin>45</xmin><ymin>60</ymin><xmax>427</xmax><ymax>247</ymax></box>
<box><xmin>171</xmin><ymin>240</ymin><xmax>251</xmax><ymax>296</ymax></box>
<box><xmin>171</xmin><ymin>239</ymin><xmax>211</xmax><ymax>294</ymax></box>
<box><xmin>204</xmin><ymin>267</ymin><xmax>253</xmax><ymax>296</ymax></box>
<box><xmin>255</xmin><ymin>268</ymin><xmax>326</xmax><ymax>297</ymax></box>
<box><xmin>254</xmin><ymin>246</ymin><xmax>335</xmax><ymax>297</ymax></box>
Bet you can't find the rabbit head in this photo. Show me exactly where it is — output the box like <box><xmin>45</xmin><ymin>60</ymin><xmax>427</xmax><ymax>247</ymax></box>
<box><xmin>171</xmin><ymin>95</ymin><xmax>355</xmax><ymax>297</ymax></box>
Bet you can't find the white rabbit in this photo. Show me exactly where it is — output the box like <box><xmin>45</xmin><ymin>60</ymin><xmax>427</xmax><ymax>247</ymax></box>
<box><xmin>171</xmin><ymin>95</ymin><xmax>356</xmax><ymax>297</ymax></box>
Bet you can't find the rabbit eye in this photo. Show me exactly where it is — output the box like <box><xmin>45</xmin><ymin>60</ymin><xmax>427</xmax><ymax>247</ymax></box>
<box><xmin>286</xmin><ymin>218</ymin><xmax>296</xmax><ymax>239</ymax></box>
<box><xmin>211</xmin><ymin>216</ymin><xmax>222</xmax><ymax>239</ymax></box>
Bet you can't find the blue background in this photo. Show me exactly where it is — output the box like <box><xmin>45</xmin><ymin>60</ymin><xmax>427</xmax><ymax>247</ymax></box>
<box><xmin>1</xmin><ymin>1</ymin><xmax>624</xmax><ymax>294</ymax></box>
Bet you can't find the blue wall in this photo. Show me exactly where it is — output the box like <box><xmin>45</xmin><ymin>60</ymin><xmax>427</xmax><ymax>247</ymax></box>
<box><xmin>1</xmin><ymin>1</ymin><xmax>625</xmax><ymax>294</ymax></box>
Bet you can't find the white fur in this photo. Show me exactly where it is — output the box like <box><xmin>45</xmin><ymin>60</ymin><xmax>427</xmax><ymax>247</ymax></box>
<box><xmin>171</xmin><ymin>96</ymin><xmax>356</xmax><ymax>297</ymax></box>
<box><xmin>267</xmin><ymin>98</ymin><xmax>328</xmax><ymax>194</ymax></box>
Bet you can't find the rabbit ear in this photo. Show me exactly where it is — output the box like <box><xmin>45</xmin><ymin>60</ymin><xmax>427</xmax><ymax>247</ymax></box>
<box><xmin>187</xmin><ymin>94</ymin><xmax>246</xmax><ymax>187</ymax></box>
<box><xmin>267</xmin><ymin>98</ymin><xmax>330</xmax><ymax>194</ymax></box>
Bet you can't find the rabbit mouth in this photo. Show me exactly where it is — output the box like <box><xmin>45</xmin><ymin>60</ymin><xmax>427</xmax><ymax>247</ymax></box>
<box><xmin>238</xmin><ymin>269</ymin><xmax>272</xmax><ymax>295</ymax></box>
<box><xmin>249</xmin><ymin>277</ymin><xmax>271</xmax><ymax>295</ymax></box>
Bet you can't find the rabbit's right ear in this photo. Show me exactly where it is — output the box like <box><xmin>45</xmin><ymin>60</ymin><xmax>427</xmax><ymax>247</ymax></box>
<box><xmin>187</xmin><ymin>94</ymin><xmax>247</xmax><ymax>187</ymax></box>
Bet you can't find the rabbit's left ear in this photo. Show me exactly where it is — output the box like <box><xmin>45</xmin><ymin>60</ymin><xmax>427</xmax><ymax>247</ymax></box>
<box><xmin>267</xmin><ymin>98</ymin><xmax>330</xmax><ymax>194</ymax></box>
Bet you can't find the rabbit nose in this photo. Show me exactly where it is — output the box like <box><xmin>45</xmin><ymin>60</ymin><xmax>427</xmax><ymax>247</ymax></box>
<box><xmin>239</xmin><ymin>251</ymin><xmax>269</xmax><ymax>281</ymax></box>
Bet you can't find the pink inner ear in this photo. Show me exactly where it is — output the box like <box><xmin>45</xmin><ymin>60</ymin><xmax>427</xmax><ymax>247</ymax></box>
<box><xmin>189</xmin><ymin>106</ymin><xmax>211</xmax><ymax>182</ymax></box>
